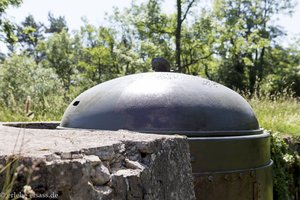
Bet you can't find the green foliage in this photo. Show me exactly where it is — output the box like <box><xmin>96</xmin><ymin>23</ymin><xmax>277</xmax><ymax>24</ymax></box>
<box><xmin>212</xmin><ymin>0</ymin><xmax>296</xmax><ymax>95</ymax></box>
<box><xmin>270</xmin><ymin>132</ymin><xmax>300</xmax><ymax>200</ymax></box>
<box><xmin>1</xmin><ymin>0</ymin><xmax>300</xmax><ymax>97</ymax></box>
<box><xmin>36</xmin><ymin>30</ymin><xmax>80</xmax><ymax>92</ymax></box>
<box><xmin>78</xmin><ymin>23</ymin><xmax>120</xmax><ymax>83</ymax></box>
<box><xmin>0</xmin><ymin>55</ymin><xmax>65</xmax><ymax>120</ymax></box>
<box><xmin>0</xmin><ymin>0</ymin><xmax>22</xmax><ymax>46</ymax></box>
<box><xmin>260</xmin><ymin>45</ymin><xmax>300</xmax><ymax>97</ymax></box>
<box><xmin>1</xmin><ymin>20</ymin><xmax>18</xmax><ymax>44</ymax></box>
<box><xmin>45</xmin><ymin>12</ymin><xmax>68</xmax><ymax>33</ymax></box>
<box><xmin>109</xmin><ymin>1</ymin><xmax>173</xmax><ymax>71</ymax></box>
<box><xmin>0</xmin><ymin>0</ymin><xmax>22</xmax><ymax>14</ymax></box>
<box><xmin>16</xmin><ymin>15</ymin><xmax>44</xmax><ymax>59</ymax></box>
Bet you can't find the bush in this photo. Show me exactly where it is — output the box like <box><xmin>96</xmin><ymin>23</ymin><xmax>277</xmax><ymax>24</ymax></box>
<box><xmin>271</xmin><ymin>132</ymin><xmax>300</xmax><ymax>200</ymax></box>
<box><xmin>0</xmin><ymin>55</ymin><xmax>66</xmax><ymax>120</ymax></box>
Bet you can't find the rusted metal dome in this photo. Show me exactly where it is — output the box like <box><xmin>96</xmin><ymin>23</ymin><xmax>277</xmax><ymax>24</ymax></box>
<box><xmin>60</xmin><ymin>72</ymin><xmax>259</xmax><ymax>136</ymax></box>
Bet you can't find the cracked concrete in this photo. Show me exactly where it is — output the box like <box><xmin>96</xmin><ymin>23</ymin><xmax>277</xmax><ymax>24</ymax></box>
<box><xmin>0</xmin><ymin>122</ymin><xmax>195</xmax><ymax>200</ymax></box>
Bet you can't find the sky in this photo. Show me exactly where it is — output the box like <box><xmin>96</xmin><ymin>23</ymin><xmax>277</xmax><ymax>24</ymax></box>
<box><xmin>5</xmin><ymin>0</ymin><xmax>175</xmax><ymax>30</ymax></box>
<box><xmin>3</xmin><ymin>0</ymin><xmax>300</xmax><ymax>45</ymax></box>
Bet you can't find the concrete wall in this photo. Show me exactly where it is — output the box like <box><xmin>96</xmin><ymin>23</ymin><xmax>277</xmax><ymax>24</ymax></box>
<box><xmin>0</xmin><ymin>122</ymin><xmax>195</xmax><ymax>200</ymax></box>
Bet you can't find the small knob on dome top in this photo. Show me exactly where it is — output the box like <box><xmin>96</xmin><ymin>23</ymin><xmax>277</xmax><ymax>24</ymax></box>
<box><xmin>151</xmin><ymin>57</ymin><xmax>171</xmax><ymax>72</ymax></box>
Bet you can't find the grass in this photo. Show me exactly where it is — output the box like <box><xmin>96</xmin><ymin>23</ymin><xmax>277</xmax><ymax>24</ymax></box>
<box><xmin>0</xmin><ymin>106</ymin><xmax>65</xmax><ymax>122</ymax></box>
<box><xmin>0</xmin><ymin>156</ymin><xmax>19</xmax><ymax>200</ymax></box>
<box><xmin>249</xmin><ymin>97</ymin><xmax>300</xmax><ymax>136</ymax></box>
<box><xmin>0</xmin><ymin>97</ymin><xmax>68</xmax><ymax>122</ymax></box>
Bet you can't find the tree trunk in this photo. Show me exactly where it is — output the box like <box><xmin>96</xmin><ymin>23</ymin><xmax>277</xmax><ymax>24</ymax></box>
<box><xmin>256</xmin><ymin>47</ymin><xmax>265</xmax><ymax>96</ymax></box>
<box><xmin>249</xmin><ymin>50</ymin><xmax>258</xmax><ymax>96</ymax></box>
<box><xmin>176</xmin><ymin>0</ymin><xmax>182</xmax><ymax>72</ymax></box>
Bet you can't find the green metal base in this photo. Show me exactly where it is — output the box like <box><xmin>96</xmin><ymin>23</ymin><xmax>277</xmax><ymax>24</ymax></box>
<box><xmin>188</xmin><ymin>132</ymin><xmax>273</xmax><ymax>200</ymax></box>
<box><xmin>188</xmin><ymin>131</ymin><xmax>270</xmax><ymax>173</ymax></box>
<box><xmin>193</xmin><ymin>161</ymin><xmax>273</xmax><ymax>200</ymax></box>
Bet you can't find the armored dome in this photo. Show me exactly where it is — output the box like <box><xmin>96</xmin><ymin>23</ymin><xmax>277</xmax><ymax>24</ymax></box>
<box><xmin>60</xmin><ymin>72</ymin><xmax>260</xmax><ymax>136</ymax></box>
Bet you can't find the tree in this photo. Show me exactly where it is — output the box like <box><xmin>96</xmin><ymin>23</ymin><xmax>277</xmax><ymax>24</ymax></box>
<box><xmin>79</xmin><ymin>23</ymin><xmax>119</xmax><ymax>83</ymax></box>
<box><xmin>36</xmin><ymin>30</ymin><xmax>79</xmax><ymax>93</ymax></box>
<box><xmin>114</xmin><ymin>0</ymin><xmax>201</xmax><ymax>73</ymax></box>
<box><xmin>212</xmin><ymin>0</ymin><xmax>296</xmax><ymax>95</ymax></box>
<box><xmin>178</xmin><ymin>11</ymin><xmax>216</xmax><ymax>75</ymax></box>
<box><xmin>176</xmin><ymin>0</ymin><xmax>197</xmax><ymax>72</ymax></box>
<box><xmin>108</xmin><ymin>6</ymin><xmax>152</xmax><ymax>73</ymax></box>
<box><xmin>45</xmin><ymin>12</ymin><xmax>68</xmax><ymax>33</ymax></box>
<box><xmin>262</xmin><ymin>44</ymin><xmax>300</xmax><ymax>96</ymax></box>
<box><xmin>16</xmin><ymin>15</ymin><xmax>44</xmax><ymax>61</ymax></box>
<box><xmin>0</xmin><ymin>0</ymin><xmax>22</xmax><ymax>46</ymax></box>
<box><xmin>0</xmin><ymin>55</ymin><xmax>63</xmax><ymax>109</ymax></box>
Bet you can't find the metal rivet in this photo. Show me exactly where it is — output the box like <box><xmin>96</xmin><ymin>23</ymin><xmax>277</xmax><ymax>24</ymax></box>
<box><xmin>239</xmin><ymin>173</ymin><xmax>243</xmax><ymax>179</ymax></box>
<box><xmin>224</xmin><ymin>174</ymin><xmax>230</xmax><ymax>181</ymax></box>
<box><xmin>190</xmin><ymin>155</ymin><xmax>196</xmax><ymax>163</ymax></box>
<box><xmin>208</xmin><ymin>176</ymin><xmax>213</xmax><ymax>182</ymax></box>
